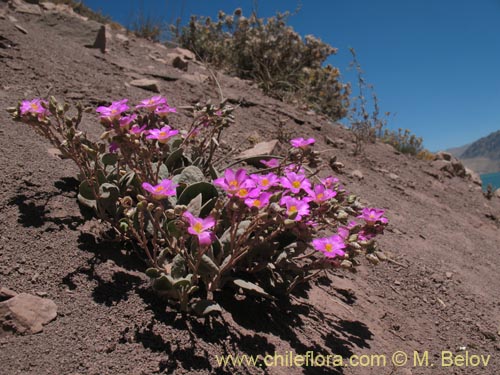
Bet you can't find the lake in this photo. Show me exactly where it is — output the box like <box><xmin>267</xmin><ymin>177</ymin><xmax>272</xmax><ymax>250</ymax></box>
<box><xmin>480</xmin><ymin>172</ymin><xmax>500</xmax><ymax>191</ymax></box>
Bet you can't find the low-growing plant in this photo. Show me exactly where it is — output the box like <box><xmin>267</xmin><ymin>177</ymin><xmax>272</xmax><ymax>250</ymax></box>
<box><xmin>9</xmin><ymin>96</ymin><xmax>387</xmax><ymax>315</ymax></box>
<box><xmin>175</xmin><ymin>9</ymin><xmax>350</xmax><ymax>121</ymax></box>
<box><xmin>382</xmin><ymin>128</ymin><xmax>424</xmax><ymax>155</ymax></box>
<box><xmin>416</xmin><ymin>149</ymin><xmax>435</xmax><ymax>161</ymax></box>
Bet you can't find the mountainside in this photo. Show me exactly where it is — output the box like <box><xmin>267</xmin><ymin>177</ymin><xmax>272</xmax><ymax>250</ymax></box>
<box><xmin>449</xmin><ymin>131</ymin><xmax>500</xmax><ymax>174</ymax></box>
<box><xmin>1</xmin><ymin>2</ymin><xmax>500</xmax><ymax>375</ymax></box>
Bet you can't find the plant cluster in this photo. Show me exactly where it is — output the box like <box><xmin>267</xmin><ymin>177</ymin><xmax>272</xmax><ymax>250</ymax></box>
<box><xmin>9</xmin><ymin>96</ymin><xmax>387</xmax><ymax>314</ymax></box>
<box><xmin>381</xmin><ymin>128</ymin><xmax>424</xmax><ymax>156</ymax></box>
<box><xmin>175</xmin><ymin>9</ymin><xmax>350</xmax><ymax>121</ymax></box>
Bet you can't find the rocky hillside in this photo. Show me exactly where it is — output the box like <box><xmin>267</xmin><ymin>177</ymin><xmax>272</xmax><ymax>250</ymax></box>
<box><xmin>1</xmin><ymin>1</ymin><xmax>500</xmax><ymax>375</ymax></box>
<box><xmin>449</xmin><ymin>130</ymin><xmax>500</xmax><ymax>174</ymax></box>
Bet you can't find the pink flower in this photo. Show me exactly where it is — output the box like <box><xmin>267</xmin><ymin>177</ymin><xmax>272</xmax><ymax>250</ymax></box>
<box><xmin>260</xmin><ymin>158</ymin><xmax>280</xmax><ymax>168</ymax></box>
<box><xmin>306</xmin><ymin>184</ymin><xmax>337</xmax><ymax>204</ymax></box>
<box><xmin>290</xmin><ymin>137</ymin><xmax>315</xmax><ymax>149</ymax></box>
<box><xmin>183</xmin><ymin>211</ymin><xmax>216</xmax><ymax>246</ymax></box>
<box><xmin>214</xmin><ymin>169</ymin><xmax>254</xmax><ymax>196</ymax></box>
<box><xmin>250</xmin><ymin>173</ymin><xmax>279</xmax><ymax>190</ymax></box>
<box><xmin>155</xmin><ymin>104</ymin><xmax>177</xmax><ymax>117</ymax></box>
<box><xmin>146</xmin><ymin>126</ymin><xmax>179</xmax><ymax>143</ymax></box>
<box><xmin>135</xmin><ymin>96</ymin><xmax>167</xmax><ymax>111</ymax></box>
<box><xmin>280</xmin><ymin>196</ymin><xmax>310</xmax><ymax>221</ymax></box>
<box><xmin>129</xmin><ymin>124</ymin><xmax>147</xmax><ymax>136</ymax></box>
<box><xmin>358</xmin><ymin>230</ymin><xmax>376</xmax><ymax>242</ymax></box>
<box><xmin>109</xmin><ymin>142</ymin><xmax>119</xmax><ymax>153</ymax></box>
<box><xmin>20</xmin><ymin>99</ymin><xmax>49</xmax><ymax>120</ymax></box>
<box><xmin>280</xmin><ymin>172</ymin><xmax>311</xmax><ymax>194</ymax></box>
<box><xmin>321</xmin><ymin>176</ymin><xmax>339</xmax><ymax>189</ymax></box>
<box><xmin>312</xmin><ymin>235</ymin><xmax>346</xmax><ymax>258</ymax></box>
<box><xmin>119</xmin><ymin>114</ymin><xmax>137</xmax><ymax>129</ymax></box>
<box><xmin>357</xmin><ymin>208</ymin><xmax>388</xmax><ymax>226</ymax></box>
<box><xmin>141</xmin><ymin>179</ymin><xmax>177</xmax><ymax>200</ymax></box>
<box><xmin>337</xmin><ymin>227</ymin><xmax>350</xmax><ymax>240</ymax></box>
<box><xmin>285</xmin><ymin>164</ymin><xmax>306</xmax><ymax>174</ymax></box>
<box><xmin>96</xmin><ymin>99</ymin><xmax>129</xmax><ymax>122</ymax></box>
<box><xmin>244</xmin><ymin>192</ymin><xmax>271</xmax><ymax>209</ymax></box>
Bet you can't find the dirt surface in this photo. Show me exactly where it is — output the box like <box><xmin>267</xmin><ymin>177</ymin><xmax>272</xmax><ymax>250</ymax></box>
<box><xmin>0</xmin><ymin>2</ymin><xmax>499</xmax><ymax>374</ymax></box>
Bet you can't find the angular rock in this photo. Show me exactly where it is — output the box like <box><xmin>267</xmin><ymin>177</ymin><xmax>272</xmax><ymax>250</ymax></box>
<box><xmin>432</xmin><ymin>160</ymin><xmax>453</xmax><ymax>175</ymax></box>
<box><xmin>172</xmin><ymin>56</ymin><xmax>188</xmax><ymax>71</ymax></box>
<box><xmin>465</xmin><ymin>168</ymin><xmax>482</xmax><ymax>186</ymax></box>
<box><xmin>9</xmin><ymin>0</ymin><xmax>42</xmax><ymax>15</ymax></box>
<box><xmin>388</xmin><ymin>173</ymin><xmax>399</xmax><ymax>181</ymax></box>
<box><xmin>0</xmin><ymin>293</ymin><xmax>57</xmax><ymax>335</ymax></box>
<box><xmin>237</xmin><ymin>140</ymin><xmax>278</xmax><ymax>163</ymax></box>
<box><xmin>434</xmin><ymin>151</ymin><xmax>452</xmax><ymax>161</ymax></box>
<box><xmin>170</xmin><ymin>47</ymin><xmax>196</xmax><ymax>61</ymax></box>
<box><xmin>495</xmin><ymin>188</ymin><xmax>500</xmax><ymax>199</ymax></box>
<box><xmin>88</xmin><ymin>25</ymin><xmax>106</xmax><ymax>53</ymax></box>
<box><xmin>0</xmin><ymin>287</ymin><xmax>17</xmax><ymax>301</ymax></box>
<box><xmin>451</xmin><ymin>160</ymin><xmax>466</xmax><ymax>177</ymax></box>
<box><xmin>14</xmin><ymin>24</ymin><xmax>28</xmax><ymax>34</ymax></box>
<box><xmin>181</xmin><ymin>73</ymin><xmax>208</xmax><ymax>85</ymax></box>
<box><xmin>129</xmin><ymin>78</ymin><xmax>160</xmax><ymax>93</ymax></box>
<box><xmin>351</xmin><ymin>170</ymin><xmax>364</xmax><ymax>180</ymax></box>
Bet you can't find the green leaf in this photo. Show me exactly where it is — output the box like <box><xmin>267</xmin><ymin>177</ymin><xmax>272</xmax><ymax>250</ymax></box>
<box><xmin>186</xmin><ymin>193</ymin><xmax>202</xmax><ymax>216</ymax></box>
<box><xmin>191</xmin><ymin>300</ymin><xmax>222</xmax><ymax>316</ymax></box>
<box><xmin>171</xmin><ymin>254</ymin><xmax>186</xmax><ymax>279</ymax></box>
<box><xmin>79</xmin><ymin>180</ymin><xmax>97</xmax><ymax>200</ymax></box>
<box><xmin>232</xmin><ymin>279</ymin><xmax>274</xmax><ymax>299</ymax></box>
<box><xmin>173</xmin><ymin>166</ymin><xmax>205</xmax><ymax>185</ymax></box>
<box><xmin>198</xmin><ymin>254</ymin><xmax>219</xmax><ymax>277</ymax></box>
<box><xmin>145</xmin><ymin>268</ymin><xmax>161</xmax><ymax>278</ymax></box>
<box><xmin>165</xmin><ymin>148</ymin><xmax>184</xmax><ymax>170</ymax></box>
<box><xmin>101</xmin><ymin>153</ymin><xmax>118</xmax><ymax>166</ymax></box>
<box><xmin>177</xmin><ymin>182</ymin><xmax>218</xmax><ymax>206</ymax></box>
<box><xmin>173</xmin><ymin>275</ymin><xmax>193</xmax><ymax>289</ymax></box>
<box><xmin>200</xmin><ymin>197</ymin><xmax>217</xmax><ymax>218</ymax></box>
<box><xmin>152</xmin><ymin>274</ymin><xmax>174</xmax><ymax>291</ymax></box>
<box><xmin>77</xmin><ymin>194</ymin><xmax>97</xmax><ymax>209</ymax></box>
<box><xmin>166</xmin><ymin>220</ymin><xmax>182</xmax><ymax>238</ymax></box>
<box><xmin>119</xmin><ymin>171</ymin><xmax>139</xmax><ymax>190</ymax></box>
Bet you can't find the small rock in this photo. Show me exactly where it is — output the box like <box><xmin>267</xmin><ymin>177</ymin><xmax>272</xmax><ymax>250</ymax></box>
<box><xmin>35</xmin><ymin>291</ymin><xmax>47</xmax><ymax>297</ymax></box>
<box><xmin>351</xmin><ymin>170</ymin><xmax>364</xmax><ymax>180</ymax></box>
<box><xmin>129</xmin><ymin>79</ymin><xmax>160</xmax><ymax>93</ymax></box>
<box><xmin>494</xmin><ymin>188</ymin><xmax>500</xmax><ymax>199</ymax></box>
<box><xmin>445</xmin><ymin>272</ymin><xmax>453</xmax><ymax>279</ymax></box>
<box><xmin>465</xmin><ymin>168</ymin><xmax>482</xmax><ymax>186</ymax></box>
<box><xmin>0</xmin><ymin>287</ymin><xmax>17</xmax><ymax>300</ymax></box>
<box><xmin>115</xmin><ymin>33</ymin><xmax>129</xmax><ymax>43</ymax></box>
<box><xmin>172</xmin><ymin>56</ymin><xmax>188</xmax><ymax>71</ymax></box>
<box><xmin>14</xmin><ymin>24</ymin><xmax>28</xmax><ymax>34</ymax></box>
<box><xmin>388</xmin><ymin>173</ymin><xmax>399</xmax><ymax>181</ymax></box>
<box><xmin>0</xmin><ymin>293</ymin><xmax>57</xmax><ymax>335</ymax></box>
<box><xmin>394</xmin><ymin>280</ymin><xmax>401</xmax><ymax>286</ymax></box>
<box><xmin>237</xmin><ymin>140</ymin><xmax>279</xmax><ymax>162</ymax></box>
<box><xmin>170</xmin><ymin>47</ymin><xmax>196</xmax><ymax>60</ymax></box>
<box><xmin>181</xmin><ymin>73</ymin><xmax>208</xmax><ymax>85</ymax></box>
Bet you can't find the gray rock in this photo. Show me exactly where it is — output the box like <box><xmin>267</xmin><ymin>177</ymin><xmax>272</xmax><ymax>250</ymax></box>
<box><xmin>388</xmin><ymin>173</ymin><xmax>399</xmax><ymax>181</ymax></box>
<box><xmin>465</xmin><ymin>168</ymin><xmax>482</xmax><ymax>186</ymax></box>
<box><xmin>129</xmin><ymin>79</ymin><xmax>160</xmax><ymax>93</ymax></box>
<box><xmin>9</xmin><ymin>0</ymin><xmax>41</xmax><ymax>15</ymax></box>
<box><xmin>170</xmin><ymin>47</ymin><xmax>196</xmax><ymax>60</ymax></box>
<box><xmin>91</xmin><ymin>25</ymin><xmax>106</xmax><ymax>53</ymax></box>
<box><xmin>434</xmin><ymin>151</ymin><xmax>452</xmax><ymax>161</ymax></box>
<box><xmin>494</xmin><ymin>188</ymin><xmax>500</xmax><ymax>199</ymax></box>
<box><xmin>237</xmin><ymin>140</ymin><xmax>279</xmax><ymax>162</ymax></box>
<box><xmin>0</xmin><ymin>293</ymin><xmax>57</xmax><ymax>335</ymax></box>
<box><xmin>14</xmin><ymin>24</ymin><xmax>28</xmax><ymax>34</ymax></box>
<box><xmin>351</xmin><ymin>169</ymin><xmax>364</xmax><ymax>180</ymax></box>
<box><xmin>172</xmin><ymin>56</ymin><xmax>188</xmax><ymax>71</ymax></box>
<box><xmin>0</xmin><ymin>287</ymin><xmax>17</xmax><ymax>300</ymax></box>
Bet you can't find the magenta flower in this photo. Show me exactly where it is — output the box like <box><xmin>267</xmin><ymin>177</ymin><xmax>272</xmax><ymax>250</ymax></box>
<box><xmin>183</xmin><ymin>211</ymin><xmax>216</xmax><ymax>246</ymax></box>
<box><xmin>321</xmin><ymin>176</ymin><xmax>340</xmax><ymax>189</ymax></box>
<box><xmin>284</xmin><ymin>164</ymin><xmax>306</xmax><ymax>174</ymax></box>
<box><xmin>250</xmin><ymin>173</ymin><xmax>279</xmax><ymax>190</ymax></box>
<box><xmin>290</xmin><ymin>137</ymin><xmax>315</xmax><ymax>149</ymax></box>
<box><xmin>96</xmin><ymin>99</ymin><xmax>129</xmax><ymax>122</ymax></box>
<box><xmin>214</xmin><ymin>169</ymin><xmax>254</xmax><ymax>195</ymax></box>
<box><xmin>109</xmin><ymin>142</ymin><xmax>119</xmax><ymax>153</ymax></box>
<box><xmin>280</xmin><ymin>172</ymin><xmax>311</xmax><ymax>194</ymax></box>
<box><xmin>146</xmin><ymin>126</ymin><xmax>179</xmax><ymax>143</ymax></box>
<box><xmin>119</xmin><ymin>114</ymin><xmax>137</xmax><ymax>129</ymax></box>
<box><xmin>280</xmin><ymin>196</ymin><xmax>310</xmax><ymax>221</ymax></box>
<box><xmin>141</xmin><ymin>179</ymin><xmax>177</xmax><ymax>200</ymax></box>
<box><xmin>358</xmin><ymin>230</ymin><xmax>376</xmax><ymax>242</ymax></box>
<box><xmin>244</xmin><ymin>192</ymin><xmax>271</xmax><ymax>209</ymax></box>
<box><xmin>312</xmin><ymin>235</ymin><xmax>346</xmax><ymax>258</ymax></box>
<box><xmin>129</xmin><ymin>124</ymin><xmax>147</xmax><ymax>136</ymax></box>
<box><xmin>20</xmin><ymin>99</ymin><xmax>49</xmax><ymax>120</ymax></box>
<box><xmin>306</xmin><ymin>184</ymin><xmax>337</xmax><ymax>204</ymax></box>
<box><xmin>136</xmin><ymin>96</ymin><xmax>167</xmax><ymax>111</ymax></box>
<box><xmin>155</xmin><ymin>105</ymin><xmax>177</xmax><ymax>117</ymax></box>
<box><xmin>357</xmin><ymin>208</ymin><xmax>388</xmax><ymax>226</ymax></box>
<box><xmin>260</xmin><ymin>158</ymin><xmax>280</xmax><ymax>168</ymax></box>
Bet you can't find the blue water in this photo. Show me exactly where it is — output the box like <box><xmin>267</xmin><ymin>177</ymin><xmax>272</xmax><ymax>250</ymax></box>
<box><xmin>480</xmin><ymin>172</ymin><xmax>500</xmax><ymax>191</ymax></box>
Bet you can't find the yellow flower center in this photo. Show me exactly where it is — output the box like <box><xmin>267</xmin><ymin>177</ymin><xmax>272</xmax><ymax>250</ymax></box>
<box><xmin>193</xmin><ymin>222</ymin><xmax>203</xmax><ymax>234</ymax></box>
<box><xmin>229</xmin><ymin>180</ymin><xmax>238</xmax><ymax>187</ymax></box>
<box><xmin>289</xmin><ymin>205</ymin><xmax>297</xmax><ymax>213</ymax></box>
<box><xmin>155</xmin><ymin>186</ymin><xmax>163</xmax><ymax>192</ymax></box>
<box><xmin>253</xmin><ymin>200</ymin><xmax>261</xmax><ymax>207</ymax></box>
<box><xmin>317</xmin><ymin>193</ymin><xmax>324</xmax><ymax>200</ymax></box>
<box><xmin>30</xmin><ymin>103</ymin><xmax>40</xmax><ymax>111</ymax></box>
<box><xmin>325</xmin><ymin>243</ymin><xmax>333</xmax><ymax>252</ymax></box>
<box><xmin>238</xmin><ymin>188</ymin><xmax>248</xmax><ymax>196</ymax></box>
<box><xmin>292</xmin><ymin>181</ymin><xmax>301</xmax><ymax>189</ymax></box>
<box><xmin>159</xmin><ymin>131</ymin><xmax>167</xmax><ymax>137</ymax></box>
<box><xmin>261</xmin><ymin>179</ymin><xmax>269</xmax><ymax>186</ymax></box>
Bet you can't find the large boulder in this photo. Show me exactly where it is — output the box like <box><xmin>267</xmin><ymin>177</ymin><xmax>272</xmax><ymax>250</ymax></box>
<box><xmin>434</xmin><ymin>151</ymin><xmax>453</xmax><ymax>161</ymax></box>
<box><xmin>465</xmin><ymin>168</ymin><xmax>482</xmax><ymax>186</ymax></box>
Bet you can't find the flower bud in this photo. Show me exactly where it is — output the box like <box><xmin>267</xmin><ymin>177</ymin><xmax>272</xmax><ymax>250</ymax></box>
<box><xmin>174</xmin><ymin>205</ymin><xmax>187</xmax><ymax>215</ymax></box>
<box><xmin>137</xmin><ymin>194</ymin><xmax>146</xmax><ymax>202</ymax></box>
<box><xmin>165</xmin><ymin>209</ymin><xmax>175</xmax><ymax>219</ymax></box>
<box><xmin>147</xmin><ymin>203</ymin><xmax>155</xmax><ymax>211</ymax></box>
